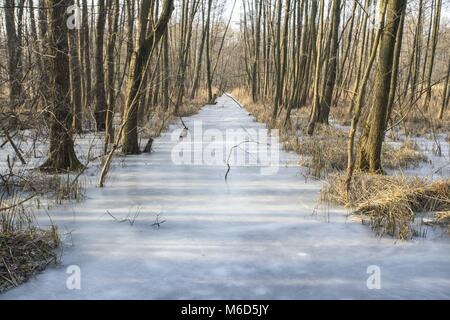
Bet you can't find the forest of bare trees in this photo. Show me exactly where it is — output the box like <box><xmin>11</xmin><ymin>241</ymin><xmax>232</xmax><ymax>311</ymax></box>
<box><xmin>237</xmin><ymin>0</ymin><xmax>449</xmax><ymax>174</ymax></box>
<box><xmin>0</xmin><ymin>1</ymin><xmax>447</xmax><ymax>172</ymax></box>
<box><xmin>0</xmin><ymin>0</ymin><xmax>450</xmax><ymax>300</ymax></box>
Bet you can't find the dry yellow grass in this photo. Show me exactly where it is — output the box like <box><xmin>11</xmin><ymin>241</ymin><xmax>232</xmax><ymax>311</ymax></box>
<box><xmin>403</xmin><ymin>113</ymin><xmax>450</xmax><ymax>137</ymax></box>
<box><xmin>230</xmin><ymin>89</ymin><xmax>433</xmax><ymax>178</ymax></box>
<box><xmin>230</xmin><ymin>88</ymin><xmax>277</xmax><ymax>126</ymax></box>
<box><xmin>230</xmin><ymin>90</ymin><xmax>447</xmax><ymax>239</ymax></box>
<box><xmin>322</xmin><ymin>173</ymin><xmax>450</xmax><ymax>239</ymax></box>
<box><xmin>426</xmin><ymin>211</ymin><xmax>450</xmax><ymax>235</ymax></box>
<box><xmin>382</xmin><ymin>140</ymin><xmax>428</xmax><ymax>169</ymax></box>
<box><xmin>231</xmin><ymin>89</ymin><xmax>348</xmax><ymax>178</ymax></box>
<box><xmin>296</xmin><ymin>125</ymin><xmax>348</xmax><ymax>178</ymax></box>
<box><xmin>435</xmin><ymin>211</ymin><xmax>450</xmax><ymax>224</ymax></box>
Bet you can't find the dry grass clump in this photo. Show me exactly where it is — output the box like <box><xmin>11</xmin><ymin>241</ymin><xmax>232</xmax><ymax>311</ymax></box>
<box><xmin>295</xmin><ymin>124</ymin><xmax>348</xmax><ymax>178</ymax></box>
<box><xmin>231</xmin><ymin>90</ymin><xmax>269</xmax><ymax>123</ymax></box>
<box><xmin>0</xmin><ymin>166</ymin><xmax>67</xmax><ymax>293</ymax></box>
<box><xmin>431</xmin><ymin>211</ymin><xmax>450</xmax><ymax>225</ymax></box>
<box><xmin>230</xmin><ymin>88</ymin><xmax>286</xmax><ymax>128</ymax></box>
<box><xmin>322</xmin><ymin>173</ymin><xmax>450</xmax><ymax>239</ymax></box>
<box><xmin>229</xmin><ymin>89</ymin><xmax>434</xmax><ymax>180</ymax></box>
<box><xmin>293</xmin><ymin>131</ymin><xmax>428</xmax><ymax>178</ymax></box>
<box><xmin>382</xmin><ymin>140</ymin><xmax>428</xmax><ymax>170</ymax></box>
<box><xmin>402</xmin><ymin>112</ymin><xmax>450</xmax><ymax>137</ymax></box>
<box><xmin>0</xmin><ymin>228</ymin><xmax>59</xmax><ymax>292</ymax></box>
<box><xmin>178</xmin><ymin>90</ymin><xmax>213</xmax><ymax>117</ymax></box>
<box><xmin>1</xmin><ymin>191</ymin><xmax>60</xmax><ymax>292</ymax></box>
<box><xmin>425</xmin><ymin>211</ymin><xmax>450</xmax><ymax>235</ymax></box>
<box><xmin>231</xmin><ymin>88</ymin><xmax>348</xmax><ymax>178</ymax></box>
<box><xmin>322</xmin><ymin>172</ymin><xmax>395</xmax><ymax>206</ymax></box>
<box><xmin>329</xmin><ymin>103</ymin><xmax>352</xmax><ymax>126</ymax></box>
<box><xmin>1</xmin><ymin>170</ymin><xmax>86</xmax><ymax>205</ymax></box>
<box><xmin>52</xmin><ymin>176</ymin><xmax>85</xmax><ymax>204</ymax></box>
<box><xmin>354</xmin><ymin>179</ymin><xmax>449</xmax><ymax>239</ymax></box>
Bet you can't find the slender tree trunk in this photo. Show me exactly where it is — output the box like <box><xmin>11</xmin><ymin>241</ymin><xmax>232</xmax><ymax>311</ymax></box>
<box><xmin>300</xmin><ymin>0</ymin><xmax>318</xmax><ymax>107</ymax></box>
<box><xmin>28</xmin><ymin>0</ymin><xmax>44</xmax><ymax>77</ymax></box>
<box><xmin>438</xmin><ymin>58</ymin><xmax>450</xmax><ymax>120</ymax></box>
<box><xmin>174</xmin><ymin>0</ymin><xmax>200</xmax><ymax>115</ymax></box>
<box><xmin>121</xmin><ymin>0</ymin><xmax>175</xmax><ymax>155</ymax></box>
<box><xmin>162</xmin><ymin>30</ymin><xmax>170</xmax><ymax>111</ymax></box>
<box><xmin>94</xmin><ymin>0</ymin><xmax>107</xmax><ymax>131</ymax></box>
<box><xmin>38</xmin><ymin>0</ymin><xmax>50</xmax><ymax>106</ymax></box>
<box><xmin>386</xmin><ymin>0</ymin><xmax>407</xmax><ymax>125</ymax></box>
<box><xmin>318</xmin><ymin>0</ymin><xmax>341</xmax><ymax>124</ymax></box>
<box><xmin>346</xmin><ymin>1</ymin><xmax>388</xmax><ymax>190</ymax></box>
<box><xmin>307</xmin><ymin>0</ymin><xmax>325</xmax><ymax>135</ymax></box>
<box><xmin>4</xmin><ymin>0</ymin><xmax>24</xmax><ymax>110</ymax></box>
<box><xmin>81</xmin><ymin>0</ymin><xmax>92</xmax><ymax>122</ymax></box>
<box><xmin>271</xmin><ymin>0</ymin><xmax>283</xmax><ymax>124</ymax></box>
<box><xmin>205</xmin><ymin>0</ymin><xmax>214</xmax><ymax>102</ymax></box>
<box><xmin>68</xmin><ymin>2</ymin><xmax>83</xmax><ymax>133</ymax></box>
<box><xmin>355</xmin><ymin>0</ymin><xmax>406</xmax><ymax>173</ymax></box>
<box><xmin>251</xmin><ymin>0</ymin><xmax>263</xmax><ymax>102</ymax></box>
<box><xmin>105</xmin><ymin>0</ymin><xmax>120</xmax><ymax>151</ymax></box>
<box><xmin>348</xmin><ymin>0</ymin><xmax>370</xmax><ymax>115</ymax></box>
<box><xmin>422</xmin><ymin>0</ymin><xmax>442</xmax><ymax>111</ymax></box>
<box><xmin>41</xmin><ymin>0</ymin><xmax>82</xmax><ymax>172</ymax></box>
<box><xmin>190</xmin><ymin>2</ymin><xmax>207</xmax><ymax>100</ymax></box>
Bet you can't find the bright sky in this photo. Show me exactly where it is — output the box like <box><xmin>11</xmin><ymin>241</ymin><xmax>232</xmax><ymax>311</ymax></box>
<box><xmin>223</xmin><ymin>0</ymin><xmax>450</xmax><ymax>25</ymax></box>
<box><xmin>224</xmin><ymin>0</ymin><xmax>242</xmax><ymax>26</ymax></box>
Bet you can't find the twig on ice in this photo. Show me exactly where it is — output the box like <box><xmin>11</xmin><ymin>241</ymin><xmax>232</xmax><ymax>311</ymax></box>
<box><xmin>152</xmin><ymin>214</ymin><xmax>166</xmax><ymax>229</ymax></box>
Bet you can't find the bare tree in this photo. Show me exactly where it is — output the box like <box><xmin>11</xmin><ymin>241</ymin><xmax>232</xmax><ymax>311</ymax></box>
<box><xmin>121</xmin><ymin>0</ymin><xmax>175</xmax><ymax>155</ymax></box>
<box><xmin>41</xmin><ymin>0</ymin><xmax>82</xmax><ymax>172</ymax></box>
<box><xmin>94</xmin><ymin>0</ymin><xmax>107</xmax><ymax>131</ymax></box>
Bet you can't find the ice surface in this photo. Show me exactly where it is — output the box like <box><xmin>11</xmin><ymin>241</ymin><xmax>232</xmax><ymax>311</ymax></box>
<box><xmin>1</xmin><ymin>95</ymin><xmax>450</xmax><ymax>300</ymax></box>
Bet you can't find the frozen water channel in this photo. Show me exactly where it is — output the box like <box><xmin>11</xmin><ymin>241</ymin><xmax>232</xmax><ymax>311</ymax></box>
<box><xmin>2</xmin><ymin>95</ymin><xmax>450</xmax><ymax>300</ymax></box>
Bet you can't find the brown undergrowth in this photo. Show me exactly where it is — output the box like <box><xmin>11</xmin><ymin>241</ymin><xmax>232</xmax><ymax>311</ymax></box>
<box><xmin>230</xmin><ymin>89</ymin><xmax>448</xmax><ymax>240</ymax></box>
<box><xmin>231</xmin><ymin>89</ymin><xmax>429</xmax><ymax>178</ymax></box>
<box><xmin>0</xmin><ymin>227</ymin><xmax>59</xmax><ymax>293</ymax></box>
<box><xmin>322</xmin><ymin>173</ymin><xmax>450</xmax><ymax>239</ymax></box>
<box><xmin>0</xmin><ymin>188</ymin><xmax>61</xmax><ymax>292</ymax></box>
<box><xmin>140</xmin><ymin>88</ymin><xmax>215</xmax><ymax>140</ymax></box>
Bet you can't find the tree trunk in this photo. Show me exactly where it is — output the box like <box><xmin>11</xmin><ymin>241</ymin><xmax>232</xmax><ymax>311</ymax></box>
<box><xmin>162</xmin><ymin>30</ymin><xmax>170</xmax><ymax>111</ymax></box>
<box><xmin>205</xmin><ymin>0</ymin><xmax>214</xmax><ymax>102</ymax></box>
<box><xmin>68</xmin><ymin>3</ymin><xmax>83</xmax><ymax>133</ymax></box>
<box><xmin>422</xmin><ymin>0</ymin><xmax>441</xmax><ymax>111</ymax></box>
<box><xmin>307</xmin><ymin>0</ymin><xmax>325</xmax><ymax>135</ymax></box>
<box><xmin>355</xmin><ymin>0</ymin><xmax>406</xmax><ymax>173</ymax></box>
<box><xmin>271</xmin><ymin>0</ymin><xmax>284</xmax><ymax>124</ymax></box>
<box><xmin>438</xmin><ymin>58</ymin><xmax>450</xmax><ymax>120</ymax></box>
<box><xmin>318</xmin><ymin>0</ymin><xmax>341</xmax><ymax>124</ymax></box>
<box><xmin>190</xmin><ymin>1</ymin><xmax>207</xmax><ymax>99</ymax></box>
<box><xmin>346</xmin><ymin>1</ymin><xmax>388</xmax><ymax>191</ymax></box>
<box><xmin>38</xmin><ymin>0</ymin><xmax>51</xmax><ymax>106</ymax></box>
<box><xmin>41</xmin><ymin>0</ymin><xmax>82</xmax><ymax>172</ymax></box>
<box><xmin>81</xmin><ymin>0</ymin><xmax>92</xmax><ymax>123</ymax></box>
<box><xmin>174</xmin><ymin>0</ymin><xmax>200</xmax><ymax>115</ymax></box>
<box><xmin>121</xmin><ymin>0</ymin><xmax>175</xmax><ymax>155</ymax></box>
<box><xmin>4</xmin><ymin>0</ymin><xmax>24</xmax><ymax>110</ymax></box>
<box><xmin>94</xmin><ymin>0</ymin><xmax>107</xmax><ymax>131</ymax></box>
<box><xmin>105</xmin><ymin>0</ymin><xmax>120</xmax><ymax>151</ymax></box>
<box><xmin>386</xmin><ymin>0</ymin><xmax>407</xmax><ymax>125</ymax></box>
